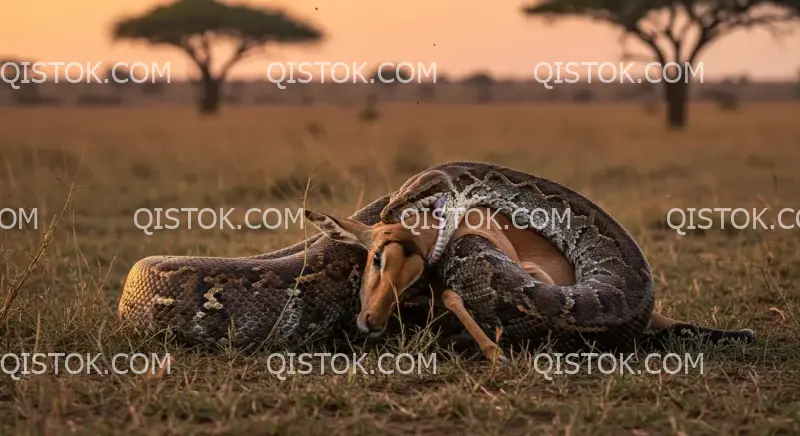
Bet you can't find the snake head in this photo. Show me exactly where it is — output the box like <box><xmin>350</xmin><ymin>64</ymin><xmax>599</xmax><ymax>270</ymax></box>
<box><xmin>381</xmin><ymin>170</ymin><xmax>452</xmax><ymax>224</ymax></box>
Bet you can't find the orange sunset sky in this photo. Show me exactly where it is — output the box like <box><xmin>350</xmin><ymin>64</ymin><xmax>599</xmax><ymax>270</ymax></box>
<box><xmin>2</xmin><ymin>0</ymin><xmax>799</xmax><ymax>81</ymax></box>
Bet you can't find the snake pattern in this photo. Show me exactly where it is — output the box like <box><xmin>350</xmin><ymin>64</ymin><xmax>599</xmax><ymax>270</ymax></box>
<box><xmin>119</xmin><ymin>161</ymin><xmax>754</xmax><ymax>350</ymax></box>
<box><xmin>119</xmin><ymin>194</ymin><xmax>408</xmax><ymax>348</ymax></box>
<box><xmin>381</xmin><ymin>162</ymin><xmax>654</xmax><ymax>351</ymax></box>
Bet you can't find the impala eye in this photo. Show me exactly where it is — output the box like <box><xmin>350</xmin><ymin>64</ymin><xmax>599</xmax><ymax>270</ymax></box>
<box><xmin>372</xmin><ymin>252</ymin><xmax>381</xmax><ymax>268</ymax></box>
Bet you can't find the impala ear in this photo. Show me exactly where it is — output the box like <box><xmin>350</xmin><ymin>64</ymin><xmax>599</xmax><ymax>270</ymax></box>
<box><xmin>304</xmin><ymin>210</ymin><xmax>372</xmax><ymax>247</ymax></box>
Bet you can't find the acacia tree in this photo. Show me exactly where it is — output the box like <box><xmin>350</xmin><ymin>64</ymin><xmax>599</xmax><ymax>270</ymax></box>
<box><xmin>113</xmin><ymin>0</ymin><xmax>322</xmax><ymax>115</ymax></box>
<box><xmin>523</xmin><ymin>0</ymin><xmax>800</xmax><ymax>129</ymax></box>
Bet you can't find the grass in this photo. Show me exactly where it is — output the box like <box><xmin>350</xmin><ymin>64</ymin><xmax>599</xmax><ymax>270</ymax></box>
<box><xmin>1</xmin><ymin>103</ymin><xmax>800</xmax><ymax>434</ymax></box>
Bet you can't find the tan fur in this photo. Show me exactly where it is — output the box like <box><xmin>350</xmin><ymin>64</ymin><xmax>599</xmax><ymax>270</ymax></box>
<box><xmin>451</xmin><ymin>208</ymin><xmax>576</xmax><ymax>286</ymax></box>
<box><xmin>441</xmin><ymin>289</ymin><xmax>504</xmax><ymax>364</ymax></box>
<box><xmin>306</xmin><ymin>207</ymin><xmax>576</xmax><ymax>350</ymax></box>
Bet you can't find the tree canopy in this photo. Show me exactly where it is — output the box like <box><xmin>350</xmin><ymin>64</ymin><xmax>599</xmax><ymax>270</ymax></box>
<box><xmin>113</xmin><ymin>0</ymin><xmax>323</xmax><ymax>114</ymax></box>
<box><xmin>522</xmin><ymin>0</ymin><xmax>800</xmax><ymax>128</ymax></box>
<box><xmin>524</xmin><ymin>0</ymin><xmax>798</xmax><ymax>65</ymax></box>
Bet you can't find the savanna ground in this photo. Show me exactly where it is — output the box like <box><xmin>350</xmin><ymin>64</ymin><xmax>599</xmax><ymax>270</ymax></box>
<box><xmin>1</xmin><ymin>103</ymin><xmax>799</xmax><ymax>435</ymax></box>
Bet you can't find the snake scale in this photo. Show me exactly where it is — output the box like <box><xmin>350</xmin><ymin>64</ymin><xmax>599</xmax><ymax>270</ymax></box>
<box><xmin>119</xmin><ymin>161</ymin><xmax>755</xmax><ymax>351</ymax></box>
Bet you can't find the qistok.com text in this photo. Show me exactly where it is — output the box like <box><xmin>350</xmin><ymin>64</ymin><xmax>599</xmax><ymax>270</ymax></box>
<box><xmin>533</xmin><ymin>352</ymin><xmax>704</xmax><ymax>380</ymax></box>
<box><xmin>533</xmin><ymin>61</ymin><xmax>703</xmax><ymax>89</ymax></box>
<box><xmin>266</xmin><ymin>61</ymin><xmax>437</xmax><ymax>89</ymax></box>
<box><xmin>397</xmin><ymin>206</ymin><xmax>572</xmax><ymax>235</ymax></box>
<box><xmin>134</xmin><ymin>207</ymin><xmax>306</xmax><ymax>235</ymax></box>
<box><xmin>667</xmin><ymin>207</ymin><xmax>800</xmax><ymax>235</ymax></box>
<box><xmin>266</xmin><ymin>352</ymin><xmax>438</xmax><ymax>380</ymax></box>
<box><xmin>0</xmin><ymin>208</ymin><xmax>38</xmax><ymax>230</ymax></box>
<box><xmin>1</xmin><ymin>61</ymin><xmax>170</xmax><ymax>89</ymax></box>
<box><xmin>2</xmin><ymin>353</ymin><xmax>172</xmax><ymax>380</ymax></box>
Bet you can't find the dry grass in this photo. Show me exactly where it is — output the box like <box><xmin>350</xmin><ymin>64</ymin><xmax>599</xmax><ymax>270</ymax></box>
<box><xmin>1</xmin><ymin>103</ymin><xmax>800</xmax><ymax>435</ymax></box>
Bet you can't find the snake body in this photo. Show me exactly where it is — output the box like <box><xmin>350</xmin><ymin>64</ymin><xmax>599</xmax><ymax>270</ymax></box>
<box><xmin>119</xmin><ymin>195</ymin><xmax>400</xmax><ymax>348</ymax></box>
<box><xmin>381</xmin><ymin>162</ymin><xmax>654</xmax><ymax>351</ymax></box>
<box><xmin>119</xmin><ymin>161</ymin><xmax>753</xmax><ymax>350</ymax></box>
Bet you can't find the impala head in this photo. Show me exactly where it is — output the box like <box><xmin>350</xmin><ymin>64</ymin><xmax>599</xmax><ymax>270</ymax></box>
<box><xmin>381</xmin><ymin>170</ymin><xmax>452</xmax><ymax>224</ymax></box>
<box><xmin>304</xmin><ymin>209</ymin><xmax>431</xmax><ymax>337</ymax></box>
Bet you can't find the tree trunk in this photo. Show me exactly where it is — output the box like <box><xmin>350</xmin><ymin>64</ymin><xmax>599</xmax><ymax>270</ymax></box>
<box><xmin>198</xmin><ymin>75</ymin><xmax>221</xmax><ymax>116</ymax></box>
<box><xmin>663</xmin><ymin>80</ymin><xmax>689</xmax><ymax>129</ymax></box>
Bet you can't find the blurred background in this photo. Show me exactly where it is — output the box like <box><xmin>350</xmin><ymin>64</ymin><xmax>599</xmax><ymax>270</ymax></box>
<box><xmin>1</xmin><ymin>1</ymin><xmax>800</xmax><ymax>433</ymax></box>
<box><xmin>3</xmin><ymin>0</ymin><xmax>800</xmax><ymax>109</ymax></box>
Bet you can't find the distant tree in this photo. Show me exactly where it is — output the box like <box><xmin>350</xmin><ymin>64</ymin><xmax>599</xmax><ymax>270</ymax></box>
<box><xmin>795</xmin><ymin>66</ymin><xmax>800</xmax><ymax>99</ymax></box>
<box><xmin>736</xmin><ymin>74</ymin><xmax>751</xmax><ymax>85</ymax></box>
<box><xmin>523</xmin><ymin>0</ymin><xmax>800</xmax><ymax>130</ymax></box>
<box><xmin>703</xmin><ymin>83</ymin><xmax>740</xmax><ymax>111</ymax></box>
<box><xmin>418</xmin><ymin>83</ymin><xmax>436</xmax><ymax>102</ymax></box>
<box><xmin>462</xmin><ymin>71</ymin><xmax>495</xmax><ymax>103</ymax></box>
<box><xmin>227</xmin><ymin>80</ymin><xmax>246</xmax><ymax>102</ymax></box>
<box><xmin>142</xmin><ymin>79</ymin><xmax>167</xmax><ymax>97</ymax></box>
<box><xmin>113</xmin><ymin>0</ymin><xmax>322</xmax><ymax>115</ymax></box>
<box><xmin>572</xmin><ymin>88</ymin><xmax>595</xmax><ymax>103</ymax></box>
<box><xmin>417</xmin><ymin>69</ymin><xmax>441</xmax><ymax>102</ymax></box>
<box><xmin>358</xmin><ymin>93</ymin><xmax>380</xmax><ymax>122</ymax></box>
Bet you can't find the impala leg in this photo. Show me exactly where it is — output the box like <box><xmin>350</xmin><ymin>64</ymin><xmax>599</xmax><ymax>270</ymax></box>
<box><xmin>441</xmin><ymin>289</ymin><xmax>506</xmax><ymax>364</ymax></box>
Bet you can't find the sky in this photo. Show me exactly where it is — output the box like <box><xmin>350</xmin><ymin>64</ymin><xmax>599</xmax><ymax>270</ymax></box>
<box><xmin>1</xmin><ymin>0</ymin><xmax>799</xmax><ymax>81</ymax></box>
